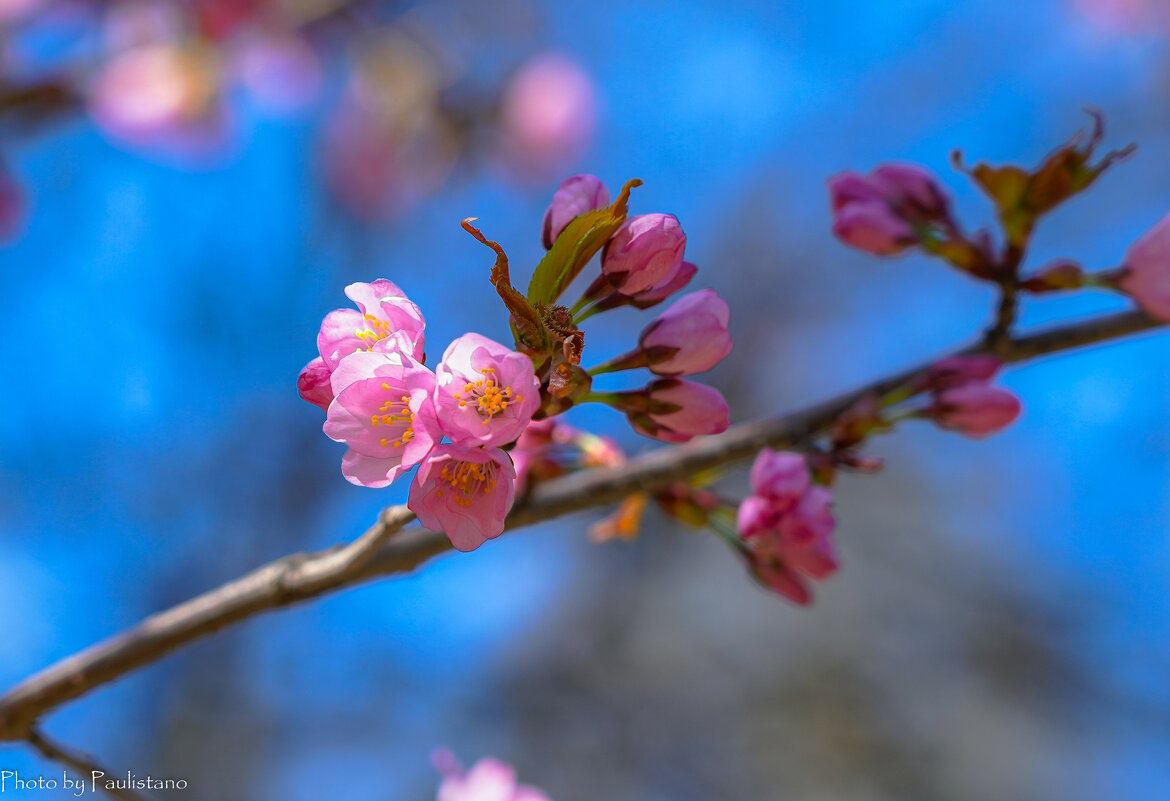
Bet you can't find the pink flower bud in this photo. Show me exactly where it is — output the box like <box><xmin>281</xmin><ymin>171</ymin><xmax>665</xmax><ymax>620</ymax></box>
<box><xmin>830</xmin><ymin>195</ymin><xmax>918</xmax><ymax>255</ymax></box>
<box><xmin>602</xmin><ymin>214</ymin><xmax>687</xmax><ymax>295</ymax></box>
<box><xmin>748</xmin><ymin>450</ymin><xmax>811</xmax><ymax>506</ymax></box>
<box><xmin>736</xmin><ymin>495</ymin><xmax>782</xmax><ymax>540</ymax></box>
<box><xmin>930</xmin><ymin>383</ymin><xmax>1022</xmax><ymax>438</ymax></box>
<box><xmin>1120</xmin><ymin>211</ymin><xmax>1170</xmax><ymax>321</ymax></box>
<box><xmin>297</xmin><ymin>356</ymin><xmax>334</xmax><ymax>412</ymax></box>
<box><xmin>777</xmin><ymin>487</ymin><xmax>836</xmax><ymax>550</ymax></box>
<box><xmin>638</xmin><ymin>289</ymin><xmax>733</xmax><ymax>376</ymax></box>
<box><xmin>409</xmin><ymin>445</ymin><xmax>517</xmax><ymax>552</ymax></box>
<box><xmin>870</xmin><ymin>164</ymin><xmax>950</xmax><ymax>218</ymax></box>
<box><xmin>749</xmin><ymin>558</ymin><xmax>812</xmax><ymax>606</ymax></box>
<box><xmin>542</xmin><ymin>174</ymin><xmax>610</xmax><ymax>249</ymax></box>
<box><xmin>625</xmin><ymin>259</ymin><xmax>698</xmax><ymax>308</ymax></box>
<box><xmin>629</xmin><ymin>379</ymin><xmax>730</xmax><ymax>443</ymax></box>
<box><xmin>922</xmin><ymin>354</ymin><xmax>1002</xmax><ymax>391</ymax></box>
<box><xmin>828</xmin><ymin>164</ymin><xmax>950</xmax><ymax>256</ymax></box>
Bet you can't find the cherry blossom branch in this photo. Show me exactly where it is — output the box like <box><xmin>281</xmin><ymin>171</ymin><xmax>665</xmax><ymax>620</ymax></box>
<box><xmin>25</xmin><ymin>727</ymin><xmax>154</xmax><ymax>801</ymax></box>
<box><xmin>0</xmin><ymin>307</ymin><xmax>1160</xmax><ymax>744</ymax></box>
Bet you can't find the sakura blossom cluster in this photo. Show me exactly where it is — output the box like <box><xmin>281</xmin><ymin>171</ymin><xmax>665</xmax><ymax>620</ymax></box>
<box><xmin>299</xmin><ymin>174</ymin><xmax>733</xmax><ymax>551</ymax></box>
<box><xmin>827</xmin><ymin>114</ymin><xmax>1170</xmax><ymax>327</ymax></box>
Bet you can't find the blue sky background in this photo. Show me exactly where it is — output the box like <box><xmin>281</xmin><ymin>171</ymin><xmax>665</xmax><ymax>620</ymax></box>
<box><xmin>1</xmin><ymin>0</ymin><xmax>1169</xmax><ymax>798</ymax></box>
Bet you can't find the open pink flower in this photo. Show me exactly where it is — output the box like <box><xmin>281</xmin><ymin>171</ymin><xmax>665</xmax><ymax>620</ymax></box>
<box><xmin>322</xmin><ymin>351</ymin><xmax>439</xmax><ymax>488</ymax></box>
<box><xmin>434</xmin><ymin>333</ymin><xmax>540</xmax><ymax>449</ymax></box>
<box><xmin>602</xmin><ymin>214</ymin><xmax>687</xmax><ymax>295</ymax></box>
<box><xmin>436</xmin><ymin>756</ymin><xmax>551</xmax><ymax>801</ymax></box>
<box><xmin>542</xmin><ymin>174</ymin><xmax>610</xmax><ymax>248</ymax></box>
<box><xmin>639</xmin><ymin>289</ymin><xmax>733</xmax><ymax>376</ymax></box>
<box><xmin>1120</xmin><ymin>211</ymin><xmax>1170</xmax><ymax>321</ymax></box>
<box><xmin>929</xmin><ymin>383</ymin><xmax>1021</xmax><ymax>438</ymax></box>
<box><xmin>317</xmin><ymin>279</ymin><xmax>426</xmax><ymax>370</ymax></box>
<box><xmin>409</xmin><ymin>444</ymin><xmax>517</xmax><ymax>551</ymax></box>
<box><xmin>626</xmin><ymin>379</ymin><xmax>730</xmax><ymax>443</ymax></box>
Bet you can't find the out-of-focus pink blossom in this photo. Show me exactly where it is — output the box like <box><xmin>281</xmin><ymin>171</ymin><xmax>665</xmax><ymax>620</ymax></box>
<box><xmin>90</xmin><ymin>42</ymin><xmax>232</xmax><ymax>157</ymax></box>
<box><xmin>1120</xmin><ymin>211</ymin><xmax>1170</xmax><ymax>321</ymax></box>
<box><xmin>434</xmin><ymin>333</ymin><xmax>540</xmax><ymax>449</ymax></box>
<box><xmin>498</xmin><ymin>52</ymin><xmax>595</xmax><ymax>180</ymax></box>
<box><xmin>542</xmin><ymin>174</ymin><xmax>610</xmax><ymax>248</ymax></box>
<box><xmin>749</xmin><ymin>449</ymin><xmax>811</xmax><ymax>506</ymax></box>
<box><xmin>317</xmin><ymin>280</ymin><xmax>426</xmax><ymax>370</ymax></box>
<box><xmin>828</xmin><ymin>164</ymin><xmax>951</xmax><ymax>256</ymax></box>
<box><xmin>322</xmin><ymin>35</ymin><xmax>456</xmax><ymax>219</ymax></box>
<box><xmin>638</xmin><ymin>289</ymin><xmax>733</xmax><ymax>376</ymax></box>
<box><xmin>0</xmin><ymin>0</ymin><xmax>44</xmax><ymax>25</ymax></box>
<box><xmin>322</xmin><ymin>351</ymin><xmax>439</xmax><ymax>488</ymax></box>
<box><xmin>409</xmin><ymin>444</ymin><xmax>516</xmax><ymax>551</ymax></box>
<box><xmin>436</xmin><ymin>755</ymin><xmax>551</xmax><ymax>801</ymax></box>
<box><xmin>626</xmin><ymin>378</ymin><xmax>729</xmax><ymax>443</ymax></box>
<box><xmin>510</xmin><ymin>419</ymin><xmax>562</xmax><ymax>496</ymax></box>
<box><xmin>929</xmin><ymin>383</ymin><xmax>1022</xmax><ymax>438</ymax></box>
<box><xmin>738</xmin><ymin>451</ymin><xmax>839</xmax><ymax>606</ymax></box>
<box><xmin>234</xmin><ymin>32</ymin><xmax>322</xmax><ymax>114</ymax></box>
<box><xmin>602</xmin><ymin>214</ymin><xmax>687</xmax><ymax>295</ymax></box>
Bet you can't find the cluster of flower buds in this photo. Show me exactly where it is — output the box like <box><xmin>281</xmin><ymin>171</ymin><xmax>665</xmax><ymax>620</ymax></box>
<box><xmin>915</xmin><ymin>355</ymin><xmax>1022</xmax><ymax>438</ymax></box>
<box><xmin>735</xmin><ymin>450</ymin><xmax>838</xmax><ymax>606</ymax></box>
<box><xmin>299</xmin><ymin>175</ymin><xmax>732</xmax><ymax>552</ymax></box>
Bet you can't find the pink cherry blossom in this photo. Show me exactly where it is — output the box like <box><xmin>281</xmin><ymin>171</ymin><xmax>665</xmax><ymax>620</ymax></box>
<box><xmin>629</xmin><ymin>379</ymin><xmax>730</xmax><ymax>443</ymax></box>
<box><xmin>930</xmin><ymin>383</ymin><xmax>1022</xmax><ymax>438</ymax></box>
<box><xmin>639</xmin><ymin>289</ymin><xmax>733</xmax><ymax>376</ymax></box>
<box><xmin>434</xmin><ymin>333</ymin><xmax>540</xmax><ymax>449</ymax></box>
<box><xmin>1120</xmin><ymin>211</ymin><xmax>1170</xmax><ymax>321</ymax></box>
<box><xmin>317</xmin><ymin>279</ymin><xmax>426</xmax><ymax>370</ymax></box>
<box><xmin>409</xmin><ymin>444</ymin><xmax>517</xmax><ymax>551</ymax></box>
<box><xmin>322</xmin><ymin>351</ymin><xmax>439</xmax><ymax>488</ymax></box>
<box><xmin>749</xmin><ymin>449</ymin><xmax>811</xmax><ymax>506</ymax></box>
<box><xmin>436</xmin><ymin>756</ymin><xmax>551</xmax><ymax>801</ymax></box>
<box><xmin>542</xmin><ymin>174</ymin><xmax>610</xmax><ymax>248</ymax></box>
<box><xmin>602</xmin><ymin>214</ymin><xmax>687</xmax><ymax>295</ymax></box>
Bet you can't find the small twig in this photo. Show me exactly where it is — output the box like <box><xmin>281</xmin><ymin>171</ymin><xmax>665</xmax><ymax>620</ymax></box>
<box><xmin>25</xmin><ymin>728</ymin><xmax>154</xmax><ymax>801</ymax></box>
<box><xmin>984</xmin><ymin>244</ymin><xmax>1025</xmax><ymax>354</ymax></box>
<box><xmin>0</xmin><ymin>308</ymin><xmax>1161</xmax><ymax>742</ymax></box>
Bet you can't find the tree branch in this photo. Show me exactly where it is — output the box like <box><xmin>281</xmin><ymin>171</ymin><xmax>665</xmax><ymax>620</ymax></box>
<box><xmin>25</xmin><ymin>727</ymin><xmax>155</xmax><ymax>801</ymax></box>
<box><xmin>0</xmin><ymin>308</ymin><xmax>1161</xmax><ymax>742</ymax></box>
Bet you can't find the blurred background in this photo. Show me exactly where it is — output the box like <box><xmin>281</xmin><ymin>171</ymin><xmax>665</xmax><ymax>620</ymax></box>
<box><xmin>2</xmin><ymin>0</ymin><xmax>1169</xmax><ymax>798</ymax></box>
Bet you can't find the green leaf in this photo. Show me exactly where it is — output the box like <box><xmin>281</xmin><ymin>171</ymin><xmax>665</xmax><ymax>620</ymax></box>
<box><xmin>527</xmin><ymin>178</ymin><xmax>642</xmax><ymax>305</ymax></box>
